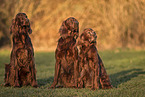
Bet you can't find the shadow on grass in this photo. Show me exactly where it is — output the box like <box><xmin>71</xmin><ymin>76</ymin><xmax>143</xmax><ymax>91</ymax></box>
<box><xmin>37</xmin><ymin>76</ymin><xmax>54</xmax><ymax>87</ymax></box>
<box><xmin>110</xmin><ymin>68</ymin><xmax>145</xmax><ymax>88</ymax></box>
<box><xmin>37</xmin><ymin>69</ymin><xmax>145</xmax><ymax>88</ymax></box>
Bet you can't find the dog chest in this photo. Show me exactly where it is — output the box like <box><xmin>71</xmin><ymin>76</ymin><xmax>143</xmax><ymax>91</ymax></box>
<box><xmin>16</xmin><ymin>48</ymin><xmax>30</xmax><ymax>67</ymax></box>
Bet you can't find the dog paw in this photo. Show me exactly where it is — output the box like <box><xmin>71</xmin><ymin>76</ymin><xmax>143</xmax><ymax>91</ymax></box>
<box><xmin>14</xmin><ymin>82</ymin><xmax>20</xmax><ymax>87</ymax></box>
<box><xmin>91</xmin><ymin>87</ymin><xmax>96</xmax><ymax>90</ymax></box>
<box><xmin>49</xmin><ymin>84</ymin><xmax>56</xmax><ymax>89</ymax></box>
<box><xmin>49</xmin><ymin>86</ymin><xmax>55</xmax><ymax>89</ymax></box>
<box><xmin>4</xmin><ymin>83</ymin><xmax>10</xmax><ymax>87</ymax></box>
<box><xmin>31</xmin><ymin>81</ymin><xmax>38</xmax><ymax>88</ymax></box>
<box><xmin>56</xmin><ymin>85</ymin><xmax>63</xmax><ymax>88</ymax></box>
<box><xmin>78</xmin><ymin>84</ymin><xmax>83</xmax><ymax>88</ymax></box>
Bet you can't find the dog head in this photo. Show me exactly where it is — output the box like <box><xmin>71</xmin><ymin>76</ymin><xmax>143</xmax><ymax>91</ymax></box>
<box><xmin>10</xmin><ymin>13</ymin><xmax>32</xmax><ymax>35</ymax></box>
<box><xmin>78</xmin><ymin>28</ymin><xmax>97</xmax><ymax>46</ymax></box>
<box><xmin>59</xmin><ymin>17</ymin><xmax>79</xmax><ymax>39</ymax></box>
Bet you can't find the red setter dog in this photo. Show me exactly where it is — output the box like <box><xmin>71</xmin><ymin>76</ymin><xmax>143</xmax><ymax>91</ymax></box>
<box><xmin>4</xmin><ymin>13</ymin><xmax>37</xmax><ymax>87</ymax></box>
<box><xmin>50</xmin><ymin>17</ymin><xmax>79</xmax><ymax>88</ymax></box>
<box><xmin>78</xmin><ymin>28</ymin><xmax>112</xmax><ymax>90</ymax></box>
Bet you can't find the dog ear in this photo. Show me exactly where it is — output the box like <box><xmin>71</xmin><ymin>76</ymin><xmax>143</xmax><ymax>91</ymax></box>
<box><xmin>10</xmin><ymin>19</ymin><xmax>19</xmax><ymax>34</ymax></box>
<box><xmin>26</xmin><ymin>18</ymin><xmax>32</xmax><ymax>34</ymax></box>
<box><xmin>59</xmin><ymin>21</ymin><xmax>68</xmax><ymax>35</ymax></box>
<box><xmin>80</xmin><ymin>33</ymin><xmax>84</xmax><ymax>39</ymax></box>
<box><xmin>28</xmin><ymin>28</ymin><xmax>32</xmax><ymax>34</ymax></box>
<box><xmin>28</xmin><ymin>24</ymin><xmax>32</xmax><ymax>34</ymax></box>
<box><xmin>71</xmin><ymin>22</ymin><xmax>79</xmax><ymax>39</ymax></box>
<box><xmin>82</xmin><ymin>31</ymin><xmax>88</xmax><ymax>41</ymax></box>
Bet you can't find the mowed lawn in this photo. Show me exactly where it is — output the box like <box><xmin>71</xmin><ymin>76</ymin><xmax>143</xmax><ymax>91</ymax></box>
<box><xmin>0</xmin><ymin>50</ymin><xmax>145</xmax><ymax>97</ymax></box>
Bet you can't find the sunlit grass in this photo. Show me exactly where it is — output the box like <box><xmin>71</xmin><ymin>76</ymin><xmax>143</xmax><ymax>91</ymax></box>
<box><xmin>0</xmin><ymin>50</ymin><xmax>145</xmax><ymax>97</ymax></box>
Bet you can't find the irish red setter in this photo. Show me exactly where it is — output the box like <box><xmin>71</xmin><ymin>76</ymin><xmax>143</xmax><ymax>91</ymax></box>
<box><xmin>50</xmin><ymin>17</ymin><xmax>79</xmax><ymax>88</ymax></box>
<box><xmin>4</xmin><ymin>13</ymin><xmax>37</xmax><ymax>87</ymax></box>
<box><xmin>78</xmin><ymin>28</ymin><xmax>112</xmax><ymax>90</ymax></box>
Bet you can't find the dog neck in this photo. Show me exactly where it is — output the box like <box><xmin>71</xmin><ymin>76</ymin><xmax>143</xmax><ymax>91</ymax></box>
<box><xmin>80</xmin><ymin>43</ymin><xmax>95</xmax><ymax>54</ymax></box>
<box><xmin>57</xmin><ymin>36</ymin><xmax>76</xmax><ymax>51</ymax></box>
<box><xmin>12</xmin><ymin>32</ymin><xmax>29</xmax><ymax>48</ymax></box>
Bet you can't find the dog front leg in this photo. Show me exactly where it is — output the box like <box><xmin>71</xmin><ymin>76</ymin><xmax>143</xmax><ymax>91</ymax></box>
<box><xmin>73</xmin><ymin>47</ymin><xmax>79</xmax><ymax>88</ymax></box>
<box><xmin>74</xmin><ymin>59</ymin><xmax>79</xmax><ymax>88</ymax></box>
<box><xmin>26</xmin><ymin>49</ymin><xmax>37</xmax><ymax>87</ymax></box>
<box><xmin>29</xmin><ymin>59</ymin><xmax>38</xmax><ymax>87</ymax></box>
<box><xmin>78</xmin><ymin>67</ymin><xmax>86</xmax><ymax>88</ymax></box>
<box><xmin>91</xmin><ymin>71</ymin><xmax>95</xmax><ymax>90</ymax></box>
<box><xmin>14</xmin><ymin>59</ymin><xmax>20</xmax><ymax>87</ymax></box>
<box><xmin>94</xmin><ymin>64</ymin><xmax>100</xmax><ymax>90</ymax></box>
<box><xmin>49</xmin><ymin>60</ymin><xmax>61</xmax><ymax>88</ymax></box>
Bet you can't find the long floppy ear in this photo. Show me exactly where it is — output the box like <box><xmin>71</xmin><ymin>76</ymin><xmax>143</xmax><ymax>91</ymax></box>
<box><xmin>26</xmin><ymin>18</ymin><xmax>32</xmax><ymax>34</ymax></box>
<box><xmin>80</xmin><ymin>32</ymin><xmax>84</xmax><ymax>39</ymax></box>
<box><xmin>10</xmin><ymin>18</ymin><xmax>19</xmax><ymax>35</ymax></box>
<box><xmin>59</xmin><ymin>21</ymin><xmax>68</xmax><ymax>35</ymax></box>
<box><xmin>28</xmin><ymin>27</ymin><xmax>32</xmax><ymax>34</ymax></box>
<box><xmin>82</xmin><ymin>31</ymin><xmax>88</xmax><ymax>41</ymax></box>
<box><xmin>28</xmin><ymin>23</ymin><xmax>32</xmax><ymax>34</ymax></box>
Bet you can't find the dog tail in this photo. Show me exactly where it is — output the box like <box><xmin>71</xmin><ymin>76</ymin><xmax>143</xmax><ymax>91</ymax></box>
<box><xmin>98</xmin><ymin>55</ymin><xmax>113</xmax><ymax>89</ymax></box>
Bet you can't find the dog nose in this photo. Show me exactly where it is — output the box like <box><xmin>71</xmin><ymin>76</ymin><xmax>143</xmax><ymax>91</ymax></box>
<box><xmin>29</xmin><ymin>29</ymin><xmax>32</xmax><ymax>34</ymax></box>
<box><xmin>68</xmin><ymin>30</ymin><xmax>72</xmax><ymax>36</ymax></box>
<box><xmin>25</xmin><ymin>18</ymin><xmax>29</xmax><ymax>23</ymax></box>
<box><xmin>74</xmin><ymin>33</ymin><xmax>78</xmax><ymax>39</ymax></box>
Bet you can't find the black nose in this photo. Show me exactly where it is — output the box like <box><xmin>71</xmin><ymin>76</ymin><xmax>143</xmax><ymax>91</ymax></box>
<box><xmin>29</xmin><ymin>29</ymin><xmax>32</xmax><ymax>34</ymax></box>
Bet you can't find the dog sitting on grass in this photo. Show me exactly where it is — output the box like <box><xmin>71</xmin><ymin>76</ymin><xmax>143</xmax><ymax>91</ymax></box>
<box><xmin>50</xmin><ymin>17</ymin><xmax>79</xmax><ymax>88</ymax></box>
<box><xmin>4</xmin><ymin>13</ymin><xmax>37</xmax><ymax>87</ymax></box>
<box><xmin>78</xmin><ymin>28</ymin><xmax>112</xmax><ymax>90</ymax></box>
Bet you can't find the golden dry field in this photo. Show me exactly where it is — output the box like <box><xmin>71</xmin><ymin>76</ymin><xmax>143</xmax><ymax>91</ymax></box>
<box><xmin>0</xmin><ymin>0</ymin><xmax>145</xmax><ymax>51</ymax></box>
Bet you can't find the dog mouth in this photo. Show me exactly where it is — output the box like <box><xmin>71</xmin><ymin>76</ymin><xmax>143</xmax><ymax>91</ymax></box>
<box><xmin>61</xmin><ymin>31</ymin><xmax>78</xmax><ymax>39</ymax></box>
<box><xmin>91</xmin><ymin>41</ymin><xmax>96</xmax><ymax>44</ymax></box>
<box><xmin>21</xmin><ymin>18</ymin><xmax>29</xmax><ymax>26</ymax></box>
<box><xmin>23</xmin><ymin>25</ymin><xmax>29</xmax><ymax>28</ymax></box>
<box><xmin>22</xmin><ymin>24</ymin><xmax>32</xmax><ymax>34</ymax></box>
<box><xmin>89</xmin><ymin>38</ymin><xmax>96</xmax><ymax>44</ymax></box>
<box><xmin>69</xmin><ymin>30</ymin><xmax>78</xmax><ymax>39</ymax></box>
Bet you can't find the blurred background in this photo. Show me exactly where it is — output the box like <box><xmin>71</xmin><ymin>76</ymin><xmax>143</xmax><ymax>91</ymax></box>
<box><xmin>0</xmin><ymin>0</ymin><xmax>145</xmax><ymax>51</ymax></box>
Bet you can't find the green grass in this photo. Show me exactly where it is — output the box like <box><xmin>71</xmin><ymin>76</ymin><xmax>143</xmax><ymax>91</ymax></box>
<box><xmin>0</xmin><ymin>50</ymin><xmax>145</xmax><ymax>97</ymax></box>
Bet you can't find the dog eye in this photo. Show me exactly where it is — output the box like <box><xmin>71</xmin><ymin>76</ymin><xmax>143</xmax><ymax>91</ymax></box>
<box><xmin>23</xmin><ymin>25</ymin><xmax>29</xmax><ymax>28</ymax></box>
<box><xmin>73</xmin><ymin>29</ymin><xmax>77</xmax><ymax>32</ymax></box>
